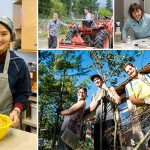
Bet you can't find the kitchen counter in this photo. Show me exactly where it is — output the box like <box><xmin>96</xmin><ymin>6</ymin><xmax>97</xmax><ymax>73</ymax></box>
<box><xmin>0</xmin><ymin>128</ymin><xmax>37</xmax><ymax>150</ymax></box>
<box><xmin>114</xmin><ymin>38</ymin><xmax>150</xmax><ymax>49</ymax></box>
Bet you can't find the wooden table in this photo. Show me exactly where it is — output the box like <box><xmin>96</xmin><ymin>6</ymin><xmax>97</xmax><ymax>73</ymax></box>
<box><xmin>114</xmin><ymin>38</ymin><xmax>150</xmax><ymax>49</ymax></box>
<box><xmin>0</xmin><ymin>128</ymin><xmax>37</xmax><ymax>150</ymax></box>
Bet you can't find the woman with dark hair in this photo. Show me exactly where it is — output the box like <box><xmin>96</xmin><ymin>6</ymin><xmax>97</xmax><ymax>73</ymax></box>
<box><xmin>0</xmin><ymin>16</ymin><xmax>31</xmax><ymax>128</ymax></box>
<box><xmin>122</xmin><ymin>3</ymin><xmax>150</xmax><ymax>42</ymax></box>
<box><xmin>83</xmin><ymin>7</ymin><xmax>93</xmax><ymax>27</ymax></box>
<box><xmin>58</xmin><ymin>88</ymin><xmax>87</xmax><ymax>150</ymax></box>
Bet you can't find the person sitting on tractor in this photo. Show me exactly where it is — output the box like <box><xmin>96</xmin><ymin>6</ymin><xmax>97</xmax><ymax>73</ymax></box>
<box><xmin>83</xmin><ymin>7</ymin><xmax>93</xmax><ymax>28</ymax></box>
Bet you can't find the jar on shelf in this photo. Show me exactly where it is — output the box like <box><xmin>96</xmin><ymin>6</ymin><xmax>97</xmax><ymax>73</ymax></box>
<box><xmin>28</xmin><ymin>62</ymin><xmax>37</xmax><ymax>91</ymax></box>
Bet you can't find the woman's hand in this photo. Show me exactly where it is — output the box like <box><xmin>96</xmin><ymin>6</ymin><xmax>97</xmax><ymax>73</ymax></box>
<box><xmin>10</xmin><ymin>109</ymin><xmax>20</xmax><ymax>128</ymax></box>
<box><xmin>60</xmin><ymin>110</ymin><xmax>66</xmax><ymax>115</ymax></box>
<box><xmin>60</xmin><ymin>100</ymin><xmax>85</xmax><ymax>116</ymax></box>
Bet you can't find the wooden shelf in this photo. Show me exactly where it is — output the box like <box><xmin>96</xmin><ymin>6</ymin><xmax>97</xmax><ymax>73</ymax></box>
<box><xmin>20</xmin><ymin>49</ymin><xmax>37</xmax><ymax>53</ymax></box>
<box><xmin>13</xmin><ymin>0</ymin><xmax>22</xmax><ymax>5</ymax></box>
<box><xmin>32</xmin><ymin>89</ymin><xmax>37</xmax><ymax>94</ymax></box>
<box><xmin>22</xmin><ymin>118</ymin><xmax>36</xmax><ymax>128</ymax></box>
<box><xmin>13</xmin><ymin>0</ymin><xmax>37</xmax><ymax>51</ymax></box>
<box><xmin>15</xmin><ymin>27</ymin><xmax>22</xmax><ymax>30</ymax></box>
<box><xmin>29</xmin><ymin>96</ymin><xmax>37</xmax><ymax>102</ymax></box>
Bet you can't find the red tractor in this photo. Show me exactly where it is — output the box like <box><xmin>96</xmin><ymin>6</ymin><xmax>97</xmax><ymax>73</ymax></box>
<box><xmin>59</xmin><ymin>16</ymin><xmax>113</xmax><ymax>49</ymax></box>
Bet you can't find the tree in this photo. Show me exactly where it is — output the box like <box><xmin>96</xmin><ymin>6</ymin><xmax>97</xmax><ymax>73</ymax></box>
<box><xmin>39</xmin><ymin>0</ymin><xmax>67</xmax><ymax>19</ymax></box>
<box><xmin>39</xmin><ymin>0</ymin><xmax>100</xmax><ymax>18</ymax></box>
<box><xmin>39</xmin><ymin>0</ymin><xmax>52</xmax><ymax>18</ymax></box>
<box><xmin>105</xmin><ymin>0</ymin><xmax>112</xmax><ymax>12</ymax></box>
<box><xmin>39</xmin><ymin>50</ymin><xmax>90</xmax><ymax>149</ymax></box>
<box><xmin>73</xmin><ymin>0</ymin><xmax>99</xmax><ymax>17</ymax></box>
<box><xmin>98</xmin><ymin>8</ymin><xmax>112</xmax><ymax>19</ymax></box>
<box><xmin>88</xmin><ymin>50</ymin><xmax>143</xmax><ymax>87</ymax></box>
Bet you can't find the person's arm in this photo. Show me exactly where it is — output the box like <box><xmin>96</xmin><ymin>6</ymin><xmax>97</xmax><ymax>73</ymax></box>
<box><xmin>58</xmin><ymin>20</ymin><xmax>70</xmax><ymax>28</ymax></box>
<box><xmin>128</xmin><ymin>95</ymin><xmax>145</xmax><ymax>105</ymax></box>
<box><xmin>102</xmin><ymin>84</ymin><xmax>121</xmax><ymax>104</ymax></box>
<box><xmin>125</xmin><ymin>84</ymin><xmax>149</xmax><ymax>105</ymax></box>
<box><xmin>10</xmin><ymin>59</ymin><xmax>31</xmax><ymax>128</ymax></box>
<box><xmin>63</xmin><ymin>23</ymin><xmax>70</xmax><ymax>27</ymax></box>
<box><xmin>122</xmin><ymin>19</ymin><xmax>131</xmax><ymax>42</ymax></box>
<box><xmin>89</xmin><ymin>97</ymin><xmax>99</xmax><ymax>112</ymax></box>
<box><xmin>47</xmin><ymin>28</ymin><xmax>50</xmax><ymax>39</ymax></box>
<box><xmin>128</xmin><ymin>93</ymin><xmax>150</xmax><ymax>105</ymax></box>
<box><xmin>90</xmin><ymin>92</ymin><xmax>104</xmax><ymax>112</ymax></box>
<box><xmin>109</xmin><ymin>90</ymin><xmax>121</xmax><ymax>104</ymax></box>
<box><xmin>60</xmin><ymin>100</ymin><xmax>85</xmax><ymax>115</ymax></box>
<box><xmin>10</xmin><ymin>107</ymin><xmax>21</xmax><ymax>128</ymax></box>
<box><xmin>47</xmin><ymin>21</ymin><xmax>50</xmax><ymax>39</ymax></box>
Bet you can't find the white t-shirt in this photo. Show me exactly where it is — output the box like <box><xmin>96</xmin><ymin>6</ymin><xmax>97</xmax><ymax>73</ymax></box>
<box><xmin>85</xmin><ymin>13</ymin><xmax>92</xmax><ymax>22</ymax></box>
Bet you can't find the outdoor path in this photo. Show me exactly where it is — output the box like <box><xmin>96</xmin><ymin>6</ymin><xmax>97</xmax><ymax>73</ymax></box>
<box><xmin>39</xmin><ymin>35</ymin><xmax>65</xmax><ymax>49</ymax></box>
<box><xmin>39</xmin><ymin>39</ymin><xmax>48</xmax><ymax>49</ymax></box>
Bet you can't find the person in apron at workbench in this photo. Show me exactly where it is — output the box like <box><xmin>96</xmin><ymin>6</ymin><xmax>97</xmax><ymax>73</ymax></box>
<box><xmin>0</xmin><ymin>16</ymin><xmax>31</xmax><ymax>128</ymax></box>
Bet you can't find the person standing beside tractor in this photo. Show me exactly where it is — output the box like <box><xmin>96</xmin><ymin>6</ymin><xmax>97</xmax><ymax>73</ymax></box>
<box><xmin>47</xmin><ymin>12</ymin><xmax>70</xmax><ymax>48</ymax></box>
<box><xmin>89</xmin><ymin>74</ymin><xmax>121</xmax><ymax>150</ymax></box>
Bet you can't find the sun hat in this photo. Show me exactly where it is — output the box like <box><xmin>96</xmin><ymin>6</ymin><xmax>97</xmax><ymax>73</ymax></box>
<box><xmin>0</xmin><ymin>16</ymin><xmax>16</xmax><ymax>41</ymax></box>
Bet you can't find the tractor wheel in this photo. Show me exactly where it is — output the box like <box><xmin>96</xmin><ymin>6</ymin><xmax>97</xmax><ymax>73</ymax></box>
<box><xmin>65</xmin><ymin>28</ymin><xmax>76</xmax><ymax>41</ymax></box>
<box><xmin>94</xmin><ymin>30</ymin><xmax>110</xmax><ymax>49</ymax></box>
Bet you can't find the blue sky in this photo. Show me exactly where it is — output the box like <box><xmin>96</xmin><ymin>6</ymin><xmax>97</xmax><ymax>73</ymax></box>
<box><xmin>40</xmin><ymin>50</ymin><xmax>150</xmax><ymax>108</ymax></box>
<box><xmin>97</xmin><ymin>0</ymin><xmax>106</xmax><ymax>7</ymax></box>
<box><xmin>97</xmin><ymin>0</ymin><xmax>113</xmax><ymax>8</ymax></box>
<box><xmin>75</xmin><ymin>50</ymin><xmax>150</xmax><ymax>107</ymax></box>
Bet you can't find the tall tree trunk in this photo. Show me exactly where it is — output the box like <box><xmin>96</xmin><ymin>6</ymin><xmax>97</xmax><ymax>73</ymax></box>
<box><xmin>51</xmin><ymin>113</ymin><xmax>60</xmax><ymax>149</ymax></box>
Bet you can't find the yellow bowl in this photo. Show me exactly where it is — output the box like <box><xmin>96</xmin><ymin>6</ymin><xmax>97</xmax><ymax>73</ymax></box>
<box><xmin>0</xmin><ymin>114</ymin><xmax>12</xmax><ymax>140</ymax></box>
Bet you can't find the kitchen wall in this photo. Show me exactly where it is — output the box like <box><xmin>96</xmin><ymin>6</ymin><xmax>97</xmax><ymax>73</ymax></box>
<box><xmin>114</xmin><ymin>0</ymin><xmax>124</xmax><ymax>30</ymax></box>
<box><xmin>1</xmin><ymin>0</ymin><xmax>37</xmax><ymax>67</ymax></box>
<box><xmin>144</xmin><ymin>0</ymin><xmax>150</xmax><ymax>14</ymax></box>
<box><xmin>14</xmin><ymin>50</ymin><xmax>37</xmax><ymax>65</ymax></box>
<box><xmin>0</xmin><ymin>0</ymin><xmax>13</xmax><ymax>19</ymax></box>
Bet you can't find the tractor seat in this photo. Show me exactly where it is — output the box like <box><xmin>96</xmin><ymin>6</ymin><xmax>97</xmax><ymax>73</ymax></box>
<box><xmin>62</xmin><ymin>40</ymin><xmax>72</xmax><ymax>44</ymax></box>
<box><xmin>78</xmin><ymin>27</ymin><xmax>92</xmax><ymax>32</ymax></box>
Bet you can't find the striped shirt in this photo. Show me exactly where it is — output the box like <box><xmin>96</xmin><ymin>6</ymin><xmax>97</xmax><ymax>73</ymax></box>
<box><xmin>47</xmin><ymin>19</ymin><xmax>64</xmax><ymax>36</ymax></box>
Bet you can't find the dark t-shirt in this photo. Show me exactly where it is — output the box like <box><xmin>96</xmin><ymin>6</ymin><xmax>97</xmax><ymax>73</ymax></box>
<box><xmin>92</xmin><ymin>88</ymin><xmax>115</xmax><ymax>124</ymax></box>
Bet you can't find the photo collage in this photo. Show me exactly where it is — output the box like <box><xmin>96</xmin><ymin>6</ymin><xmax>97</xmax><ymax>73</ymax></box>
<box><xmin>0</xmin><ymin>0</ymin><xmax>150</xmax><ymax>150</ymax></box>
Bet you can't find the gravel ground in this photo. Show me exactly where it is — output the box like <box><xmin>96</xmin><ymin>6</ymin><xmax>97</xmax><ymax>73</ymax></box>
<box><xmin>38</xmin><ymin>34</ymin><xmax>66</xmax><ymax>49</ymax></box>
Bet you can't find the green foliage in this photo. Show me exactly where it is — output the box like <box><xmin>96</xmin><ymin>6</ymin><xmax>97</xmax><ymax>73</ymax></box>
<box><xmin>39</xmin><ymin>50</ymin><xmax>91</xmax><ymax>149</ymax></box>
<box><xmin>39</xmin><ymin>0</ymin><xmax>68</xmax><ymax>19</ymax></box>
<box><xmin>50</xmin><ymin>0</ymin><xmax>67</xmax><ymax>19</ymax></box>
<box><xmin>38</xmin><ymin>50</ymin><xmax>144</xmax><ymax>149</ymax></box>
<box><xmin>89</xmin><ymin>50</ymin><xmax>143</xmax><ymax>86</ymax></box>
<box><xmin>39</xmin><ymin>0</ymin><xmax>99</xmax><ymax>18</ymax></box>
<box><xmin>72</xmin><ymin>0</ymin><xmax>99</xmax><ymax>17</ymax></box>
<box><xmin>98</xmin><ymin>8</ymin><xmax>112</xmax><ymax>18</ymax></box>
<box><xmin>105</xmin><ymin>0</ymin><xmax>112</xmax><ymax>12</ymax></box>
<box><xmin>39</xmin><ymin>0</ymin><xmax>53</xmax><ymax>18</ymax></box>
